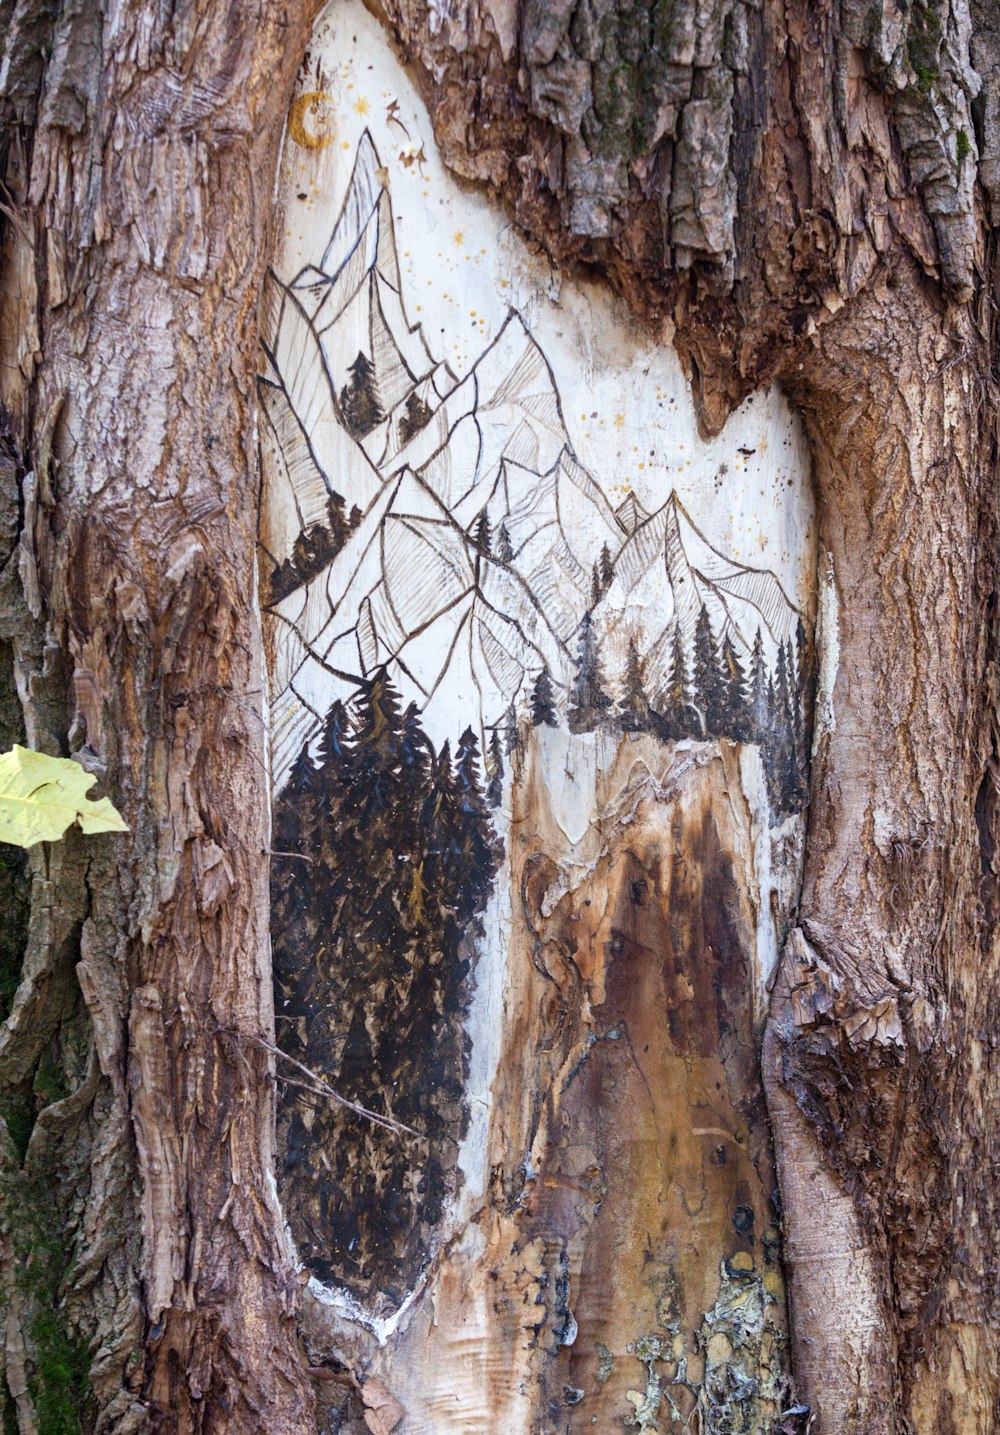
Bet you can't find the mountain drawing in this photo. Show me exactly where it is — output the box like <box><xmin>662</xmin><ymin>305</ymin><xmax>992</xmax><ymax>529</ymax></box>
<box><xmin>259</xmin><ymin>131</ymin><xmax>810</xmax><ymax>811</ymax></box>
<box><xmin>263</xmin><ymin>129</ymin><xmax>813</xmax><ymax>1308</ymax></box>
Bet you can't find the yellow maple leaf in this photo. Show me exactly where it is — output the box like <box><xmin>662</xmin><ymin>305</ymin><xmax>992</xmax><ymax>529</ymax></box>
<box><xmin>0</xmin><ymin>745</ymin><xmax>128</xmax><ymax>848</ymax></box>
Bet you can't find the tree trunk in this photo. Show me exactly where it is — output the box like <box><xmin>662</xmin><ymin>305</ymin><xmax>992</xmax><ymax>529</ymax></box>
<box><xmin>0</xmin><ymin>2</ymin><xmax>322</xmax><ymax>1429</ymax></box>
<box><xmin>2</xmin><ymin>2</ymin><xmax>1000</xmax><ymax>1434</ymax></box>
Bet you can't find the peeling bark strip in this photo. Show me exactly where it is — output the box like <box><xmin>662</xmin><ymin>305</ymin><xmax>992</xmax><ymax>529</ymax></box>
<box><xmin>1</xmin><ymin>0</ymin><xmax>324</xmax><ymax>1430</ymax></box>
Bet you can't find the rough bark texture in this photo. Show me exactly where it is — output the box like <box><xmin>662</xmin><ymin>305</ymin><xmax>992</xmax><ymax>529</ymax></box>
<box><xmin>775</xmin><ymin>268</ymin><xmax>1000</xmax><ymax>1433</ymax></box>
<box><xmin>376</xmin><ymin>0</ymin><xmax>987</xmax><ymax>416</ymax></box>
<box><xmin>0</xmin><ymin>1</ymin><xmax>322</xmax><ymax>1430</ymax></box>
<box><xmin>2</xmin><ymin>0</ymin><xmax>1000</xmax><ymax>1432</ymax></box>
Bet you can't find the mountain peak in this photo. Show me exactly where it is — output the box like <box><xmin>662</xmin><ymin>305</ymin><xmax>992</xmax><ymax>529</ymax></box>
<box><xmin>263</xmin><ymin>135</ymin><xmax>805</xmax><ymax>782</ymax></box>
<box><xmin>615</xmin><ymin>491</ymin><xmax>649</xmax><ymax>535</ymax></box>
<box><xmin>319</xmin><ymin>129</ymin><xmax>385</xmax><ymax>279</ymax></box>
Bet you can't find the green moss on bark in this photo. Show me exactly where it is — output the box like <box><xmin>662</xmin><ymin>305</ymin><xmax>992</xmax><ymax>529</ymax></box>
<box><xmin>908</xmin><ymin>1</ymin><xmax>943</xmax><ymax>93</ymax></box>
<box><xmin>2</xmin><ymin>1141</ymin><xmax>94</xmax><ymax>1433</ymax></box>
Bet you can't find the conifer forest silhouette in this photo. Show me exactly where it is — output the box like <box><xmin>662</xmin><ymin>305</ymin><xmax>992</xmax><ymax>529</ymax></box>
<box><xmin>271</xmin><ymin>670</ymin><xmax>502</xmax><ymax>1304</ymax></box>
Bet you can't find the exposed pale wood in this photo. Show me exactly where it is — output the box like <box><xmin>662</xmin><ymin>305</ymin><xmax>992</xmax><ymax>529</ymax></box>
<box><xmin>299</xmin><ymin>733</ymin><xmax>800</xmax><ymax>1432</ymax></box>
<box><xmin>257</xmin><ymin>37</ymin><xmax>814</xmax><ymax>1426</ymax></box>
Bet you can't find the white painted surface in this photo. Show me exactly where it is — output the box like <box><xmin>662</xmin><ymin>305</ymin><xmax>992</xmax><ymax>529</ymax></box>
<box><xmin>262</xmin><ymin>0</ymin><xmax>813</xmax><ymax>779</ymax></box>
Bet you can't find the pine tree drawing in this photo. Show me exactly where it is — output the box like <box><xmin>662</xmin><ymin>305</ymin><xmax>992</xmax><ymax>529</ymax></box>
<box><xmin>501</xmin><ymin>703</ymin><xmax>518</xmax><ymax>757</ymax></box>
<box><xmin>599</xmin><ymin>542</ymin><xmax>614</xmax><ymax>592</ymax></box>
<box><xmin>340</xmin><ymin>351</ymin><xmax>384</xmax><ymax>438</ymax></box>
<box><xmin>399</xmin><ymin>701</ymin><xmax>433</xmax><ymax>808</ymax></box>
<box><xmin>496</xmin><ymin>523</ymin><xmax>514</xmax><ymax>564</ymax></box>
<box><xmin>272</xmin><ymin>744</ymin><xmax>321</xmax><ymax>863</ymax></box>
<box><xmin>591</xmin><ymin>563</ymin><xmax>602</xmax><ymax>607</ymax></box>
<box><xmin>619</xmin><ymin>636</ymin><xmax>652</xmax><ymax>732</ymax></box>
<box><xmin>398</xmin><ymin>389</ymin><xmax>432</xmax><ymax>444</ymax></box>
<box><xmin>749</xmin><ymin>628</ymin><xmax>769</xmax><ymax>740</ymax></box>
<box><xmin>530</xmin><ymin>668</ymin><xmax>558</xmax><ymax>727</ymax></box>
<box><xmin>486</xmin><ymin>730</ymin><xmax>504</xmax><ymax>808</ymax></box>
<box><xmin>326</xmin><ymin>489</ymin><xmax>348</xmax><ymax>543</ymax></box>
<box><xmin>306</xmin><ymin>699</ymin><xmax>348</xmax><ymax>889</ymax></box>
<box><xmin>268</xmin><ymin>556</ymin><xmax>297</xmax><ymax>602</ymax></box>
<box><xmin>348</xmin><ymin>667</ymin><xmax>405</xmax><ymax>819</ymax></box>
<box><xmin>720</xmin><ymin>633</ymin><xmax>751</xmax><ymax>742</ymax></box>
<box><xmin>760</xmin><ymin>642</ymin><xmax>798</xmax><ymax>813</ymax></box>
<box><xmin>474</xmin><ymin>510</ymin><xmax>491</xmax><ymax>557</ymax></box>
<box><xmin>568</xmin><ymin>611</ymin><xmax>612</xmax><ymax>732</ymax></box>
<box><xmin>656</xmin><ymin>624</ymin><xmax>693</xmax><ymax>740</ymax></box>
<box><xmin>692</xmin><ymin>605</ymin><xmax>727</xmax><ymax>736</ymax></box>
<box><xmin>421</xmin><ymin>740</ymin><xmax>458</xmax><ymax>893</ymax></box>
<box><xmin>291</xmin><ymin>525</ymin><xmax>331</xmax><ymax>580</ymax></box>
<box><xmin>455</xmin><ymin>728</ymin><xmax>503</xmax><ymax>910</ymax></box>
<box><xmin>773</xmin><ymin>641</ymin><xmax>792</xmax><ymax>727</ymax></box>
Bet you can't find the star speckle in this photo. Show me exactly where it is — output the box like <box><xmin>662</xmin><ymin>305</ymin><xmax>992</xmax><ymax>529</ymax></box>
<box><xmin>353</xmin><ymin>95</ymin><xmax>370</xmax><ymax>115</ymax></box>
<box><xmin>452</xmin><ymin>230</ymin><xmax>465</xmax><ymax>246</ymax></box>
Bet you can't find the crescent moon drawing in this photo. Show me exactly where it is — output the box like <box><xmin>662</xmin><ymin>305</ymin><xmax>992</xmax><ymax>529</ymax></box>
<box><xmin>288</xmin><ymin>92</ymin><xmax>337</xmax><ymax>151</ymax></box>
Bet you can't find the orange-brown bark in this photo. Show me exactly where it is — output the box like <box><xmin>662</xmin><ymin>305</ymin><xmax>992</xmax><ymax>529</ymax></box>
<box><xmin>1</xmin><ymin>0</ymin><xmax>323</xmax><ymax>1428</ymax></box>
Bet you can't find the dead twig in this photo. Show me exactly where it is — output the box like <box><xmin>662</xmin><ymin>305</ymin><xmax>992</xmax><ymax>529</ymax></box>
<box><xmin>227</xmin><ymin>1028</ymin><xmax>421</xmax><ymax>1138</ymax></box>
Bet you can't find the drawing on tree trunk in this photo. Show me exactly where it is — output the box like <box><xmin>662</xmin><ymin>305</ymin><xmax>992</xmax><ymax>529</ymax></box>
<box><xmin>3</xmin><ymin>0</ymin><xmax>997</xmax><ymax>1417</ymax></box>
<box><xmin>260</xmin><ymin>127</ymin><xmax>810</xmax><ymax>815</ymax></box>
<box><xmin>259</xmin><ymin>3</ymin><xmax>816</xmax><ymax>1425</ymax></box>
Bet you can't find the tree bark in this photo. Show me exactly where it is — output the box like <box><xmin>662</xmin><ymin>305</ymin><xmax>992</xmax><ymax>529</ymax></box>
<box><xmin>772</xmin><ymin>264</ymin><xmax>1000</xmax><ymax>1432</ymax></box>
<box><xmin>2</xmin><ymin>0</ymin><xmax>1000</xmax><ymax>1433</ymax></box>
<box><xmin>1</xmin><ymin>1</ymin><xmax>321</xmax><ymax>1429</ymax></box>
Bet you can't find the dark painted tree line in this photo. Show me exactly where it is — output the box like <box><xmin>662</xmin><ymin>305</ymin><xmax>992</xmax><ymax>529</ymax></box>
<box><xmin>268</xmin><ymin>487</ymin><xmax>362</xmax><ymax>602</ymax></box>
<box><xmin>270</xmin><ymin>670</ymin><xmax>502</xmax><ymax>1303</ymax></box>
<box><xmin>271</xmin><ymin>342</ymin><xmax>434</xmax><ymax>601</ymax></box>
<box><xmin>528</xmin><ymin>607</ymin><xmax>812</xmax><ymax>814</ymax></box>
